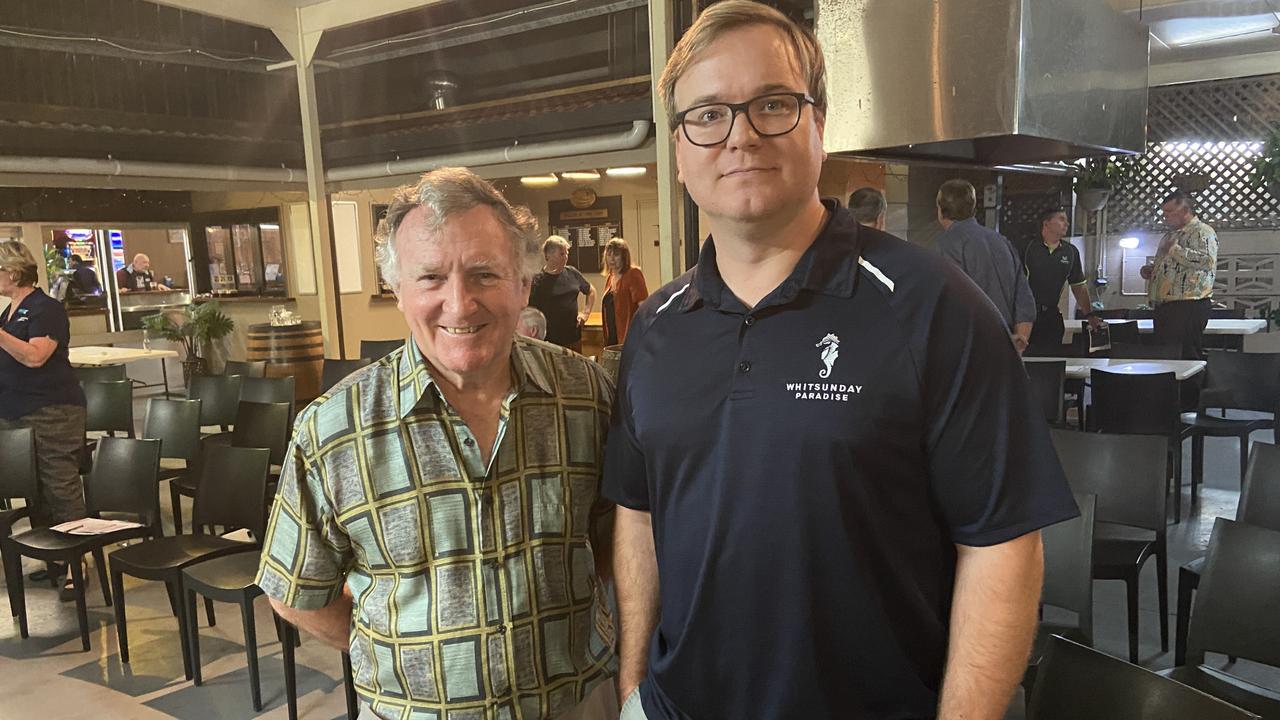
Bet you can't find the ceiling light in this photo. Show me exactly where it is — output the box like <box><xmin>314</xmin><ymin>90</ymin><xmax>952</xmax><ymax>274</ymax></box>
<box><xmin>561</xmin><ymin>170</ymin><xmax>601</xmax><ymax>181</ymax></box>
<box><xmin>1118</xmin><ymin>236</ymin><xmax>1140</xmax><ymax>249</ymax></box>
<box><xmin>1152</xmin><ymin>14</ymin><xmax>1277</xmax><ymax>47</ymax></box>
<box><xmin>605</xmin><ymin>166</ymin><xmax>647</xmax><ymax>177</ymax></box>
<box><xmin>520</xmin><ymin>174</ymin><xmax>559</xmax><ymax>187</ymax></box>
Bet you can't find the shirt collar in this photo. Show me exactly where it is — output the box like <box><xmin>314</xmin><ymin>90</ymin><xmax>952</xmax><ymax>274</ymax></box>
<box><xmin>681</xmin><ymin>198</ymin><xmax>861</xmax><ymax>314</ymax></box>
<box><xmin>392</xmin><ymin>336</ymin><xmax>555</xmax><ymax>419</ymax></box>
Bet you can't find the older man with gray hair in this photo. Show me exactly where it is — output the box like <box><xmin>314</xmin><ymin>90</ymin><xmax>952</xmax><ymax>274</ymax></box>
<box><xmin>256</xmin><ymin>167</ymin><xmax>618</xmax><ymax>720</ymax></box>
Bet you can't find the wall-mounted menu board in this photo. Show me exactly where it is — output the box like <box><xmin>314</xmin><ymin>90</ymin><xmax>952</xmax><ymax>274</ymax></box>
<box><xmin>548</xmin><ymin>194</ymin><xmax>622</xmax><ymax>274</ymax></box>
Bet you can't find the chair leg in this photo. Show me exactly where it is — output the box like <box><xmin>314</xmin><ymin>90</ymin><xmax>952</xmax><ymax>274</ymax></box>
<box><xmin>343</xmin><ymin>652</ymin><xmax>358</xmax><ymax>719</ymax></box>
<box><xmin>92</xmin><ymin>548</ymin><xmax>111</xmax><ymax>606</ymax></box>
<box><xmin>175</xmin><ymin>578</ymin><xmax>193</xmax><ymax>681</ymax></box>
<box><xmin>169</xmin><ymin>482</ymin><xmax>184</xmax><ymax>536</ymax></box>
<box><xmin>3</xmin><ymin>542</ymin><xmax>28</xmax><ymax>637</ymax></box>
<box><xmin>1176</xmin><ymin>567</ymin><xmax>1197</xmax><ymax>666</ymax></box>
<box><xmin>242</xmin><ymin>599</ymin><xmax>263</xmax><ymax>712</ymax></box>
<box><xmin>186</xmin><ymin>588</ymin><xmax>203</xmax><ymax>686</ymax></box>
<box><xmin>1191</xmin><ymin>432</ymin><xmax>1204</xmax><ymax>504</ymax></box>
<box><xmin>279</xmin><ymin>618</ymin><xmax>298</xmax><ymax>720</ymax></box>
<box><xmin>69</xmin><ymin>558</ymin><xmax>90</xmax><ymax>652</ymax></box>
<box><xmin>1239</xmin><ymin>432</ymin><xmax>1250</xmax><ymax>488</ymax></box>
<box><xmin>112</xmin><ymin>569</ymin><xmax>130</xmax><ymax>663</ymax></box>
<box><xmin>1125</xmin><ymin>575</ymin><xmax>1140</xmax><ymax>664</ymax></box>
<box><xmin>205</xmin><ymin>597</ymin><xmax>216</xmax><ymax>627</ymax></box>
<box><xmin>1156</xmin><ymin>550</ymin><xmax>1169</xmax><ymax>653</ymax></box>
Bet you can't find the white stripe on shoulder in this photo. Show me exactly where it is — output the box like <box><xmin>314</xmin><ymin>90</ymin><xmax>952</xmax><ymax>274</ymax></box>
<box><xmin>655</xmin><ymin>283</ymin><xmax>691</xmax><ymax>314</ymax></box>
<box><xmin>857</xmin><ymin>257</ymin><xmax>895</xmax><ymax>292</ymax></box>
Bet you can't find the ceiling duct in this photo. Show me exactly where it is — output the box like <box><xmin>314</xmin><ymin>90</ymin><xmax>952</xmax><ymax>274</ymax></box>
<box><xmin>817</xmin><ymin>0</ymin><xmax>1150</xmax><ymax>166</ymax></box>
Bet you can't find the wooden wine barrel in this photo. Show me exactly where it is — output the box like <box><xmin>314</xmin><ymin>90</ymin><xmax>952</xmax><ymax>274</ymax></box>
<box><xmin>246</xmin><ymin>321</ymin><xmax>323</xmax><ymax>403</ymax></box>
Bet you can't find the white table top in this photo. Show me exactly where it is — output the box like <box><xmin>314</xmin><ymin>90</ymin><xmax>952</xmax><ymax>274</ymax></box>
<box><xmin>69</xmin><ymin>346</ymin><xmax>179</xmax><ymax>366</ymax></box>
<box><xmin>1025</xmin><ymin>357</ymin><xmax>1207</xmax><ymax>381</ymax></box>
<box><xmin>1063</xmin><ymin>318</ymin><xmax>1266</xmax><ymax>336</ymax></box>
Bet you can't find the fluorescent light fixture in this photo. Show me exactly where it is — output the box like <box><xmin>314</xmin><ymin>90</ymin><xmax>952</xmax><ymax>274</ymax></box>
<box><xmin>520</xmin><ymin>174</ymin><xmax>559</xmax><ymax>187</ymax></box>
<box><xmin>561</xmin><ymin>170</ymin><xmax>601</xmax><ymax>181</ymax></box>
<box><xmin>1118</xmin><ymin>236</ymin><xmax>1140</xmax><ymax>249</ymax></box>
<box><xmin>605</xmin><ymin>166</ymin><xmax>647</xmax><ymax>177</ymax></box>
<box><xmin>1153</xmin><ymin>15</ymin><xmax>1277</xmax><ymax>47</ymax></box>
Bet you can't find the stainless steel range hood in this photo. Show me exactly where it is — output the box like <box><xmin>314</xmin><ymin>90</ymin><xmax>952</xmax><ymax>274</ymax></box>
<box><xmin>816</xmin><ymin>0</ymin><xmax>1150</xmax><ymax>167</ymax></box>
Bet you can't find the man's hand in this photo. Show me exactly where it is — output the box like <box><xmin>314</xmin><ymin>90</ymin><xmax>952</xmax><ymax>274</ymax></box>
<box><xmin>577</xmin><ymin>311</ymin><xmax>589</xmax><ymax>327</ymax></box>
<box><xmin>157</xmin><ymin>283</ymin><xmax>171</xmax><ymax>291</ymax></box>
<box><xmin>1011</xmin><ymin>333</ymin><xmax>1029</xmax><ymax>354</ymax></box>
<box><xmin>1087</xmin><ymin>315</ymin><xmax>1104</xmax><ymax>330</ymax></box>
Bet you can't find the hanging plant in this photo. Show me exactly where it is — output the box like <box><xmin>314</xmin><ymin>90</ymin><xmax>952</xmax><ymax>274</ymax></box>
<box><xmin>1249</xmin><ymin>129</ymin><xmax>1280</xmax><ymax>199</ymax></box>
<box><xmin>1074</xmin><ymin>156</ymin><xmax>1135</xmax><ymax>212</ymax></box>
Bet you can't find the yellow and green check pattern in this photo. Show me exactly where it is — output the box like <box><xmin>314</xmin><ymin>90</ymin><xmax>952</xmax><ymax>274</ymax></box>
<box><xmin>256</xmin><ymin>337</ymin><xmax>616</xmax><ymax>720</ymax></box>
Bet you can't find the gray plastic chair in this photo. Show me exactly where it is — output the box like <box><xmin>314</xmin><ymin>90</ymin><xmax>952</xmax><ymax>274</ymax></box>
<box><xmin>74</xmin><ymin>364</ymin><xmax>127</xmax><ymax>385</ymax></box>
<box><xmin>1039</xmin><ymin>493</ymin><xmax>1097</xmax><ymax>650</ymax></box>
<box><xmin>1051</xmin><ymin>429</ymin><xmax>1169</xmax><ymax>663</ymax></box>
<box><xmin>223</xmin><ymin>360</ymin><xmax>267</xmax><ymax>378</ymax></box>
<box><xmin>1163</xmin><ymin>519</ymin><xmax>1280</xmax><ymax>719</ymax></box>
<box><xmin>1184</xmin><ymin>350</ymin><xmax>1280</xmax><ymax>503</ymax></box>
<box><xmin>359</xmin><ymin>338</ymin><xmax>403</xmax><ymax>360</ymax></box>
<box><xmin>188</xmin><ymin>374</ymin><xmax>242</xmax><ymax>432</ymax></box>
<box><xmin>0</xmin><ymin>428</ymin><xmax>38</xmax><ymax>594</ymax></box>
<box><xmin>320</xmin><ymin>357</ymin><xmax>373</xmax><ymax>394</ymax></box>
<box><xmin>84</xmin><ymin>379</ymin><xmax>136</xmax><ymax>442</ymax></box>
<box><xmin>1025</xmin><ymin>361</ymin><xmax>1066</xmax><ymax>425</ymax></box>
<box><xmin>1029</xmin><ymin>635</ymin><xmax>1258</xmax><ymax>720</ymax></box>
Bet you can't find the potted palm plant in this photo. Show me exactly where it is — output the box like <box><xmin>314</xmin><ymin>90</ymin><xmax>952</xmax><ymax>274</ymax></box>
<box><xmin>142</xmin><ymin>301</ymin><xmax>234</xmax><ymax>383</ymax></box>
<box><xmin>1249</xmin><ymin>128</ymin><xmax>1280</xmax><ymax>200</ymax></box>
<box><xmin>1074</xmin><ymin>156</ymin><xmax>1132</xmax><ymax>212</ymax></box>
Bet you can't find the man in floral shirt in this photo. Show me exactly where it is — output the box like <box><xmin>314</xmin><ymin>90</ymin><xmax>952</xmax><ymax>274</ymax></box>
<box><xmin>1142</xmin><ymin>190</ymin><xmax>1218</xmax><ymax>359</ymax></box>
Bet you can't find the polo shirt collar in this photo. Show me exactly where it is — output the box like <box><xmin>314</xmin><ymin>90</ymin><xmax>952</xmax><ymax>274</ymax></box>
<box><xmin>393</xmin><ymin>336</ymin><xmax>555</xmax><ymax>419</ymax></box>
<box><xmin>682</xmin><ymin>198</ymin><xmax>861</xmax><ymax>314</ymax></box>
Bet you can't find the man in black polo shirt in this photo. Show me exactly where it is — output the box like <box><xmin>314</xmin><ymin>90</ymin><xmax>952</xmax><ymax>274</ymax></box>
<box><xmin>604</xmin><ymin>3</ymin><xmax>1078</xmax><ymax>719</ymax></box>
<box><xmin>1023</xmin><ymin>208</ymin><xmax>1101</xmax><ymax>353</ymax></box>
<box><xmin>529</xmin><ymin>236</ymin><xmax>595</xmax><ymax>351</ymax></box>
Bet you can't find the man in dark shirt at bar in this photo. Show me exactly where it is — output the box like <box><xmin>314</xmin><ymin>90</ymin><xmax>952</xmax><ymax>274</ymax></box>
<box><xmin>604</xmin><ymin>3</ymin><xmax>1079</xmax><ymax>719</ymax></box>
<box><xmin>529</xmin><ymin>236</ymin><xmax>595</xmax><ymax>352</ymax></box>
<box><xmin>935</xmin><ymin>179</ymin><xmax>1036</xmax><ymax>353</ymax></box>
<box><xmin>1023</xmin><ymin>208</ymin><xmax>1101</xmax><ymax>354</ymax></box>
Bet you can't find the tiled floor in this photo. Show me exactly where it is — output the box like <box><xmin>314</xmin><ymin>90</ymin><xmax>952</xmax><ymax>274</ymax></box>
<box><xmin>1</xmin><ymin>391</ymin><xmax>1277</xmax><ymax>718</ymax></box>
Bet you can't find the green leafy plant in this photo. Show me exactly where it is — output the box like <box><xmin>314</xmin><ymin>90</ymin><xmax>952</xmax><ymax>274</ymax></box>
<box><xmin>1249</xmin><ymin>129</ymin><xmax>1280</xmax><ymax>190</ymax></box>
<box><xmin>1073</xmin><ymin>156</ymin><xmax>1133</xmax><ymax>194</ymax></box>
<box><xmin>43</xmin><ymin>245</ymin><xmax>65</xmax><ymax>284</ymax></box>
<box><xmin>141</xmin><ymin>302</ymin><xmax>234</xmax><ymax>362</ymax></box>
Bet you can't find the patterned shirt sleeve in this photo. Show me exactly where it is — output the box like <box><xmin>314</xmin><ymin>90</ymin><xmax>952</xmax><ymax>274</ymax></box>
<box><xmin>256</xmin><ymin>410</ymin><xmax>354</xmax><ymax>609</ymax></box>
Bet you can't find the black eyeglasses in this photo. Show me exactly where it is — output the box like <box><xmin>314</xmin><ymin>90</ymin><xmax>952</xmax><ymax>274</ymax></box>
<box><xmin>673</xmin><ymin>92</ymin><xmax>816</xmax><ymax>147</ymax></box>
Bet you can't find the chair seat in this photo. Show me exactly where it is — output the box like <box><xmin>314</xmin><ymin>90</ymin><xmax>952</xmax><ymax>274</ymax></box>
<box><xmin>172</xmin><ymin>475</ymin><xmax>197</xmax><ymax>494</ymax></box>
<box><xmin>1181</xmin><ymin>412</ymin><xmax>1274</xmax><ymax>435</ymax></box>
<box><xmin>1093</xmin><ymin>537</ymin><xmax>1156</xmax><ymax>574</ymax></box>
<box><xmin>1163</xmin><ymin>665</ymin><xmax>1280</xmax><ymax>717</ymax></box>
<box><xmin>110</xmin><ymin>535</ymin><xmax>253</xmax><ymax>572</ymax></box>
<box><xmin>8</xmin><ymin>525</ymin><xmax>150</xmax><ymax>554</ymax></box>
<box><xmin>1182</xmin><ymin>555</ymin><xmax>1206</xmax><ymax>576</ymax></box>
<box><xmin>183</xmin><ymin>551</ymin><xmax>264</xmax><ymax>596</ymax></box>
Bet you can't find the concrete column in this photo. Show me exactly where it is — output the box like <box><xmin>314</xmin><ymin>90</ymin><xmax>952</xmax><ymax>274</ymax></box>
<box><xmin>648</xmin><ymin>0</ymin><xmax>682</xmax><ymax>283</ymax></box>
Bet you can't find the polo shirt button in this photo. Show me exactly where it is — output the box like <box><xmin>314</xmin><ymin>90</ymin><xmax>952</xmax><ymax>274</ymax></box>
<box><xmin>463</xmin><ymin>437</ymin><xmax>474</xmax><ymax>447</ymax></box>
<box><xmin>744</xmin><ymin>316</ymin><xmax>755</xmax><ymax>327</ymax></box>
<box><xmin>495</xmin><ymin>624</ymin><xmax>507</xmax><ymax>634</ymax></box>
<box><xmin>738</xmin><ymin>361</ymin><xmax>751</xmax><ymax>373</ymax></box>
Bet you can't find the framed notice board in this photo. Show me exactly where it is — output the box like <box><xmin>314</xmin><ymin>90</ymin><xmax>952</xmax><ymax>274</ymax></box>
<box><xmin>548</xmin><ymin>194</ymin><xmax>623</xmax><ymax>274</ymax></box>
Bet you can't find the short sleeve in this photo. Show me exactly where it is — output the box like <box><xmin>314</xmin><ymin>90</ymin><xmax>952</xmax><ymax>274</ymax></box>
<box><xmin>256</xmin><ymin>413</ymin><xmax>353</xmax><ymax>608</ymax></box>
<box><xmin>920</xmin><ymin>276</ymin><xmax>1078</xmax><ymax>546</ymax></box>
<box><xmin>602</xmin><ymin>321</ymin><xmax>651</xmax><ymax>511</ymax></box>
<box><xmin>27</xmin><ymin>299</ymin><xmax>69</xmax><ymax>347</ymax></box>
<box><xmin>573</xmin><ymin>267</ymin><xmax>591</xmax><ymax>295</ymax></box>
<box><xmin>1068</xmin><ymin>248</ymin><xmax>1086</xmax><ymax>285</ymax></box>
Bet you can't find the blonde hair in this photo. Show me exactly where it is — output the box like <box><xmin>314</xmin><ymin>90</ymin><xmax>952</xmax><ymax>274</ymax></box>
<box><xmin>374</xmin><ymin>167</ymin><xmax>540</xmax><ymax>288</ymax></box>
<box><xmin>0</xmin><ymin>241</ymin><xmax>39</xmax><ymax>287</ymax></box>
<box><xmin>657</xmin><ymin>0</ymin><xmax>827</xmax><ymax>131</ymax></box>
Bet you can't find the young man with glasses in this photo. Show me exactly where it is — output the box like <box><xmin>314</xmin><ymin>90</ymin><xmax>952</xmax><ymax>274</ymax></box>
<box><xmin>604</xmin><ymin>2</ymin><xmax>1077</xmax><ymax>719</ymax></box>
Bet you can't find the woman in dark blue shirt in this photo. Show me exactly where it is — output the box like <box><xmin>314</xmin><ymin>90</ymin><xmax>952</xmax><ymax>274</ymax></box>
<box><xmin>0</xmin><ymin>241</ymin><xmax>87</xmax><ymax>598</ymax></box>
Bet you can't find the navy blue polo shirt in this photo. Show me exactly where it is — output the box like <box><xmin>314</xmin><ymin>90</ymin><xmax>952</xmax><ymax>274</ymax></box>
<box><xmin>603</xmin><ymin>201</ymin><xmax>1077</xmax><ymax>720</ymax></box>
<box><xmin>0</xmin><ymin>288</ymin><xmax>84</xmax><ymax>420</ymax></box>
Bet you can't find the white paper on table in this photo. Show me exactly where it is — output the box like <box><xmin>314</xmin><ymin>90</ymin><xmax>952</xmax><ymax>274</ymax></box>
<box><xmin>50</xmin><ymin>518</ymin><xmax>144</xmax><ymax>535</ymax></box>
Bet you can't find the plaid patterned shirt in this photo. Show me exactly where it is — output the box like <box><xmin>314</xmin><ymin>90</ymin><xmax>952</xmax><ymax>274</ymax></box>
<box><xmin>256</xmin><ymin>337</ymin><xmax>616</xmax><ymax>720</ymax></box>
<box><xmin>1148</xmin><ymin>217</ymin><xmax>1218</xmax><ymax>305</ymax></box>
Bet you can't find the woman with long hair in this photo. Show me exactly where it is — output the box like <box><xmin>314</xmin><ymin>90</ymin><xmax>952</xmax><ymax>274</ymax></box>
<box><xmin>602</xmin><ymin>238</ymin><xmax>648</xmax><ymax>346</ymax></box>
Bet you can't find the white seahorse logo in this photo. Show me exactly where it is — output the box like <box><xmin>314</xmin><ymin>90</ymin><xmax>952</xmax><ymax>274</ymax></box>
<box><xmin>816</xmin><ymin>333</ymin><xmax>840</xmax><ymax>378</ymax></box>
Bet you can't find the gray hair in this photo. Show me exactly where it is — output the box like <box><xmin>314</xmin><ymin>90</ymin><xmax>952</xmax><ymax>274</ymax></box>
<box><xmin>375</xmin><ymin>167</ymin><xmax>541</xmax><ymax>289</ymax></box>
<box><xmin>542</xmin><ymin>235</ymin><xmax>570</xmax><ymax>256</ymax></box>
<box><xmin>518</xmin><ymin>306</ymin><xmax>547</xmax><ymax>340</ymax></box>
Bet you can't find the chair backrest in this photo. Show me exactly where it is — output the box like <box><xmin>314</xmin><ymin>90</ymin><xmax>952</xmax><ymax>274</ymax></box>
<box><xmin>321</xmin><ymin>357</ymin><xmax>373</xmax><ymax>394</ymax></box>
<box><xmin>83</xmin><ymin>379</ymin><xmax>135</xmax><ymax>436</ymax></box>
<box><xmin>1089</xmin><ymin>369</ymin><xmax>1180</xmax><ymax>435</ymax></box>
<box><xmin>191</xmin><ymin>444</ymin><xmax>272</xmax><ymax>538</ymax></box>
<box><xmin>223</xmin><ymin>359</ymin><xmax>267</xmax><ymax>378</ymax></box>
<box><xmin>188</xmin><ymin>374</ymin><xmax>242</xmax><ymax>428</ymax></box>
<box><xmin>74</xmin><ymin>364</ymin><xmax>127</xmax><ymax>385</ymax></box>
<box><xmin>1042</xmin><ymin>493</ymin><xmax>1096</xmax><ymax>643</ymax></box>
<box><xmin>142</xmin><ymin>398</ymin><xmax>203</xmax><ymax>462</ymax></box>
<box><xmin>1107</xmin><ymin>321</ymin><xmax>1141</xmax><ymax>345</ymax></box>
<box><xmin>1239</xmin><ymin>441</ymin><xmax>1280</xmax><ymax>532</ymax></box>
<box><xmin>0</xmin><ymin>427</ymin><xmax>38</xmax><ymax>502</ymax></box>
<box><xmin>359</xmin><ymin>338</ymin><xmax>403</xmax><ymax>361</ymax></box>
<box><xmin>231</xmin><ymin>401</ymin><xmax>291</xmax><ymax>466</ymax></box>
<box><xmin>85</xmin><ymin>437</ymin><xmax>161</xmax><ymax>531</ymax></box>
<box><xmin>1024</xmin><ymin>361</ymin><xmax>1065</xmax><ymax>424</ymax></box>
<box><xmin>1184</xmin><ymin>519</ymin><xmax>1280</xmax><ymax>669</ymax></box>
<box><xmin>1051</xmin><ymin>429</ymin><xmax>1168</xmax><ymax>532</ymax></box>
<box><xmin>1028</xmin><ymin>635</ymin><xmax>1259</xmax><ymax>720</ymax></box>
<box><xmin>1202</xmin><ymin>350</ymin><xmax>1280</xmax><ymax>413</ymax></box>
<box><xmin>241</xmin><ymin>375</ymin><xmax>295</xmax><ymax>407</ymax></box>
<box><xmin>1109</xmin><ymin>342</ymin><xmax>1183</xmax><ymax>360</ymax></box>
